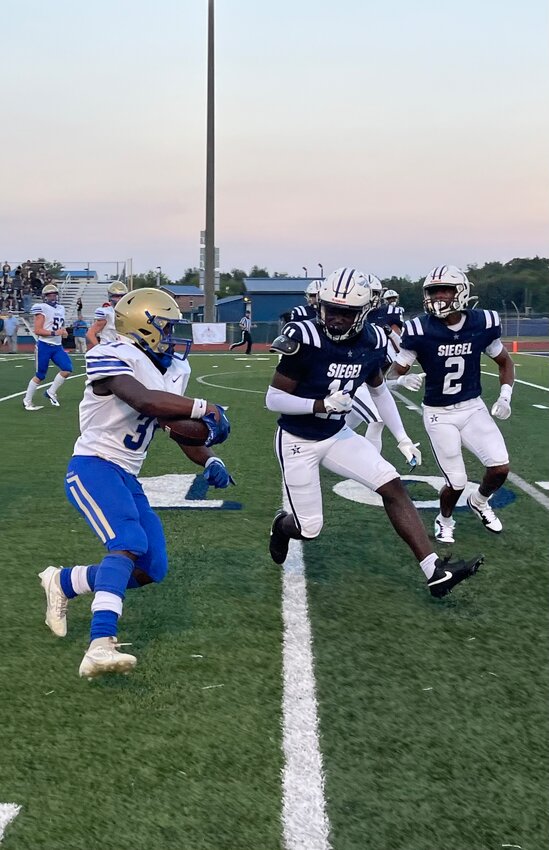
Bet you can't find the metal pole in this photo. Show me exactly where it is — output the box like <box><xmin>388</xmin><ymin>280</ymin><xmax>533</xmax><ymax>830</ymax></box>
<box><xmin>156</xmin><ymin>266</ymin><xmax>161</xmax><ymax>288</ymax></box>
<box><xmin>204</xmin><ymin>0</ymin><xmax>215</xmax><ymax>322</ymax></box>
<box><xmin>511</xmin><ymin>300</ymin><xmax>520</xmax><ymax>342</ymax></box>
<box><xmin>318</xmin><ymin>263</ymin><xmax>323</xmax><ymax>278</ymax></box>
<box><xmin>302</xmin><ymin>266</ymin><xmax>308</xmax><ymax>278</ymax></box>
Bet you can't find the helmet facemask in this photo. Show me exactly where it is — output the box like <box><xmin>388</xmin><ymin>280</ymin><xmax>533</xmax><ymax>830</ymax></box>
<box><xmin>423</xmin><ymin>265</ymin><xmax>476</xmax><ymax>318</ymax></box>
<box><xmin>318</xmin><ymin>302</ymin><xmax>367</xmax><ymax>342</ymax></box>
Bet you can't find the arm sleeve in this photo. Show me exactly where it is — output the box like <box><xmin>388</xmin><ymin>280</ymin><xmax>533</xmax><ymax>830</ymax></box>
<box><xmin>265</xmin><ymin>385</ymin><xmax>315</xmax><ymax>415</ymax></box>
<box><xmin>368</xmin><ymin>381</ymin><xmax>408</xmax><ymax>443</ymax></box>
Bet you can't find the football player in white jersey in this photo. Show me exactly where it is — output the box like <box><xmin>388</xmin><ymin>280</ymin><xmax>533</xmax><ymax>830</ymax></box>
<box><xmin>38</xmin><ymin>288</ymin><xmax>233</xmax><ymax>679</ymax></box>
<box><xmin>86</xmin><ymin>280</ymin><xmax>128</xmax><ymax>347</ymax></box>
<box><xmin>23</xmin><ymin>283</ymin><xmax>73</xmax><ymax>410</ymax></box>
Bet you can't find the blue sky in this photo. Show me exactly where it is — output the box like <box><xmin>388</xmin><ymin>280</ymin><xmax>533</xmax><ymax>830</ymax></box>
<box><xmin>2</xmin><ymin>0</ymin><xmax>547</xmax><ymax>280</ymax></box>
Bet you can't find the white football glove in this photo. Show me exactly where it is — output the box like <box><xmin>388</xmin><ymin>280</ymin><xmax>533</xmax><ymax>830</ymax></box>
<box><xmin>324</xmin><ymin>390</ymin><xmax>353</xmax><ymax>414</ymax></box>
<box><xmin>397</xmin><ymin>438</ymin><xmax>422</xmax><ymax>467</ymax></box>
<box><xmin>491</xmin><ymin>397</ymin><xmax>511</xmax><ymax>420</ymax></box>
<box><xmin>396</xmin><ymin>372</ymin><xmax>426</xmax><ymax>392</ymax></box>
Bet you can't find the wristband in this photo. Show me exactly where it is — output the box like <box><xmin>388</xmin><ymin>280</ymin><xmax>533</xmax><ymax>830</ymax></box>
<box><xmin>204</xmin><ymin>456</ymin><xmax>225</xmax><ymax>469</ymax></box>
<box><xmin>190</xmin><ymin>397</ymin><xmax>208</xmax><ymax>419</ymax></box>
<box><xmin>499</xmin><ymin>384</ymin><xmax>513</xmax><ymax>402</ymax></box>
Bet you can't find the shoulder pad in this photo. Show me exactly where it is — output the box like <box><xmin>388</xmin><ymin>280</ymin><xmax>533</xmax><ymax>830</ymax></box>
<box><xmin>270</xmin><ymin>334</ymin><xmax>301</xmax><ymax>355</ymax></box>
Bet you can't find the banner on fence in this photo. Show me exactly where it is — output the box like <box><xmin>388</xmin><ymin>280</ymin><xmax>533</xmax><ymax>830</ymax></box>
<box><xmin>191</xmin><ymin>323</ymin><xmax>226</xmax><ymax>344</ymax></box>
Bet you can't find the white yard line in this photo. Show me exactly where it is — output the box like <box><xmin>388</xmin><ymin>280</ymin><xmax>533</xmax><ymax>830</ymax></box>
<box><xmin>281</xmin><ymin>492</ymin><xmax>331</xmax><ymax>850</ymax></box>
<box><xmin>0</xmin><ymin>804</ymin><xmax>20</xmax><ymax>843</ymax></box>
<box><xmin>480</xmin><ymin>370</ymin><xmax>549</xmax><ymax>392</ymax></box>
<box><xmin>392</xmin><ymin>390</ymin><xmax>549</xmax><ymax>512</ymax></box>
<box><xmin>0</xmin><ymin>372</ymin><xmax>86</xmax><ymax>404</ymax></box>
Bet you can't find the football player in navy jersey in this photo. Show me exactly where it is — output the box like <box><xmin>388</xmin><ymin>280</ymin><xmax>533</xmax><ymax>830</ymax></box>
<box><xmin>289</xmin><ymin>280</ymin><xmax>323</xmax><ymax>322</ymax></box>
<box><xmin>389</xmin><ymin>265</ymin><xmax>514</xmax><ymax>543</ymax></box>
<box><xmin>347</xmin><ymin>274</ymin><xmax>424</xmax><ymax>455</ymax></box>
<box><xmin>266</xmin><ymin>267</ymin><xmax>483</xmax><ymax>598</ymax></box>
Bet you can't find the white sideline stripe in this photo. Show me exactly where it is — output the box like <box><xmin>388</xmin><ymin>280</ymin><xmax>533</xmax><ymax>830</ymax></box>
<box><xmin>281</xmin><ymin>493</ymin><xmax>331</xmax><ymax>850</ymax></box>
<box><xmin>0</xmin><ymin>372</ymin><xmax>85</xmax><ymax>403</ymax></box>
<box><xmin>391</xmin><ymin>390</ymin><xmax>549</xmax><ymax>513</ymax></box>
<box><xmin>0</xmin><ymin>804</ymin><xmax>21</xmax><ymax>843</ymax></box>
<box><xmin>480</xmin><ymin>371</ymin><xmax>549</xmax><ymax>392</ymax></box>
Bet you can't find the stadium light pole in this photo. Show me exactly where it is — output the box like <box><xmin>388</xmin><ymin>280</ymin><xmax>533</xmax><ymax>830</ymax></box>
<box><xmin>203</xmin><ymin>0</ymin><xmax>216</xmax><ymax>322</ymax></box>
<box><xmin>318</xmin><ymin>262</ymin><xmax>323</xmax><ymax>278</ymax></box>
<box><xmin>302</xmin><ymin>266</ymin><xmax>308</xmax><ymax>278</ymax></box>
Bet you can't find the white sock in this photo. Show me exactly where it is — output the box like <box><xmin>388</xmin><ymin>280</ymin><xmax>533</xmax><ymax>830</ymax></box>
<box><xmin>91</xmin><ymin>591</ymin><xmax>123</xmax><ymax>616</ymax></box>
<box><xmin>420</xmin><ymin>553</ymin><xmax>438</xmax><ymax>579</ymax></box>
<box><xmin>436</xmin><ymin>512</ymin><xmax>455</xmax><ymax>527</ymax></box>
<box><xmin>365</xmin><ymin>421</ymin><xmax>384</xmax><ymax>454</ymax></box>
<box><xmin>70</xmin><ymin>565</ymin><xmax>92</xmax><ymax>595</ymax></box>
<box><xmin>470</xmin><ymin>488</ymin><xmax>488</xmax><ymax>506</ymax></box>
<box><xmin>50</xmin><ymin>373</ymin><xmax>66</xmax><ymax>396</ymax></box>
<box><xmin>24</xmin><ymin>379</ymin><xmax>39</xmax><ymax>404</ymax></box>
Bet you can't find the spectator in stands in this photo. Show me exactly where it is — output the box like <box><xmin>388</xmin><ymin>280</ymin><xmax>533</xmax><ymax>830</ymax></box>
<box><xmin>2</xmin><ymin>310</ymin><xmax>19</xmax><ymax>353</ymax></box>
<box><xmin>72</xmin><ymin>316</ymin><xmax>88</xmax><ymax>354</ymax></box>
<box><xmin>14</xmin><ymin>266</ymin><xmax>22</xmax><ymax>290</ymax></box>
<box><xmin>22</xmin><ymin>280</ymin><xmax>33</xmax><ymax>313</ymax></box>
<box><xmin>2</xmin><ymin>261</ymin><xmax>10</xmax><ymax>286</ymax></box>
<box><xmin>76</xmin><ymin>297</ymin><xmax>83</xmax><ymax>317</ymax></box>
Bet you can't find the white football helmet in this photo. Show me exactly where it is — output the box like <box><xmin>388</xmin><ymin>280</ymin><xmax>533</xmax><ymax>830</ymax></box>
<box><xmin>304</xmin><ymin>279</ymin><xmax>322</xmax><ymax>306</ymax></box>
<box><xmin>383</xmin><ymin>288</ymin><xmax>399</xmax><ymax>306</ymax></box>
<box><xmin>367</xmin><ymin>275</ymin><xmax>383</xmax><ymax>308</ymax></box>
<box><xmin>318</xmin><ymin>268</ymin><xmax>374</xmax><ymax>341</ymax></box>
<box><xmin>423</xmin><ymin>265</ymin><xmax>474</xmax><ymax>318</ymax></box>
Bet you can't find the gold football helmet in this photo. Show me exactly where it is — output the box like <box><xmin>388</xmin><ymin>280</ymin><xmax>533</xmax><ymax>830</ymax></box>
<box><xmin>107</xmin><ymin>280</ymin><xmax>128</xmax><ymax>299</ymax></box>
<box><xmin>42</xmin><ymin>283</ymin><xmax>59</xmax><ymax>304</ymax></box>
<box><xmin>114</xmin><ymin>288</ymin><xmax>191</xmax><ymax>361</ymax></box>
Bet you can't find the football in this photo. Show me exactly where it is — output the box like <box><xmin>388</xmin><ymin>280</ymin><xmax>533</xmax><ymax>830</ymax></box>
<box><xmin>157</xmin><ymin>417</ymin><xmax>209</xmax><ymax>447</ymax></box>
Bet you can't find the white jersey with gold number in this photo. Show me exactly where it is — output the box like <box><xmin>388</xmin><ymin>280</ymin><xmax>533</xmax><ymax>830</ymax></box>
<box><xmin>30</xmin><ymin>302</ymin><xmax>66</xmax><ymax>346</ymax></box>
<box><xmin>94</xmin><ymin>304</ymin><xmax>117</xmax><ymax>343</ymax></box>
<box><xmin>73</xmin><ymin>339</ymin><xmax>191</xmax><ymax>475</ymax></box>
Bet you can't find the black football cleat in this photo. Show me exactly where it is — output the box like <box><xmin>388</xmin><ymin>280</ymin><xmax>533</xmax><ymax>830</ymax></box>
<box><xmin>428</xmin><ymin>553</ymin><xmax>484</xmax><ymax>598</ymax></box>
<box><xmin>270</xmin><ymin>510</ymin><xmax>290</xmax><ymax>565</ymax></box>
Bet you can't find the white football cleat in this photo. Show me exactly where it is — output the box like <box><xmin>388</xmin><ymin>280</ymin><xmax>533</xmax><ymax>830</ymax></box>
<box><xmin>39</xmin><ymin>566</ymin><xmax>68</xmax><ymax>637</ymax></box>
<box><xmin>467</xmin><ymin>495</ymin><xmax>503</xmax><ymax>533</ymax></box>
<box><xmin>434</xmin><ymin>514</ymin><xmax>456</xmax><ymax>544</ymax></box>
<box><xmin>44</xmin><ymin>390</ymin><xmax>60</xmax><ymax>407</ymax></box>
<box><xmin>79</xmin><ymin>637</ymin><xmax>137</xmax><ymax>680</ymax></box>
<box><xmin>24</xmin><ymin>401</ymin><xmax>43</xmax><ymax>411</ymax></box>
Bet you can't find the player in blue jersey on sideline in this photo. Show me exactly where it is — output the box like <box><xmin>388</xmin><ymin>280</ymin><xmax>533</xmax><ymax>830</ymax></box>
<box><xmin>23</xmin><ymin>283</ymin><xmax>73</xmax><ymax>410</ymax></box>
<box><xmin>266</xmin><ymin>267</ymin><xmax>483</xmax><ymax>599</ymax></box>
<box><xmin>38</xmin><ymin>288</ymin><xmax>232</xmax><ymax>679</ymax></box>
<box><xmin>389</xmin><ymin>265</ymin><xmax>514</xmax><ymax>543</ymax></box>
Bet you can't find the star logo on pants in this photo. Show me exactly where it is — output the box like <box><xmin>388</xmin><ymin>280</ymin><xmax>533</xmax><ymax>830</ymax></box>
<box><xmin>291</xmin><ymin>445</ymin><xmax>301</xmax><ymax>454</ymax></box>
<box><xmin>430</xmin><ymin>414</ymin><xmax>439</xmax><ymax>423</ymax></box>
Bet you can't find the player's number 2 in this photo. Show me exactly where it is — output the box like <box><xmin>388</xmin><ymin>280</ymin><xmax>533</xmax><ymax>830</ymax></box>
<box><xmin>442</xmin><ymin>356</ymin><xmax>465</xmax><ymax>395</ymax></box>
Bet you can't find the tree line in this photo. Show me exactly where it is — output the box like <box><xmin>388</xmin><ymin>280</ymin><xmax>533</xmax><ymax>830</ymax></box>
<box><xmin>133</xmin><ymin>257</ymin><xmax>548</xmax><ymax>314</ymax></box>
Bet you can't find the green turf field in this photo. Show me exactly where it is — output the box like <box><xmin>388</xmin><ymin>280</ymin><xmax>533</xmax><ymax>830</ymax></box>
<box><xmin>0</xmin><ymin>350</ymin><xmax>548</xmax><ymax>850</ymax></box>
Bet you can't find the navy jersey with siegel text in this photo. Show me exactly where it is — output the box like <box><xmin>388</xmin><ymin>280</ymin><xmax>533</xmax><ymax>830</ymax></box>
<box><xmin>400</xmin><ymin>309</ymin><xmax>502</xmax><ymax>406</ymax></box>
<box><xmin>275</xmin><ymin>319</ymin><xmax>387</xmax><ymax>440</ymax></box>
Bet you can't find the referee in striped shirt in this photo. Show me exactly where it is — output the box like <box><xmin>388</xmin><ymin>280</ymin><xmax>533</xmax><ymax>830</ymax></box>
<box><xmin>229</xmin><ymin>311</ymin><xmax>253</xmax><ymax>354</ymax></box>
